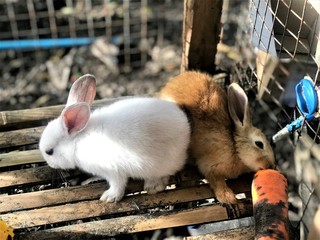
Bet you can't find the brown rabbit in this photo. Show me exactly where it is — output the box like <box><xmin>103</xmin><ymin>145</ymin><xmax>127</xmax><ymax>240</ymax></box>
<box><xmin>159</xmin><ymin>71</ymin><xmax>275</xmax><ymax>204</ymax></box>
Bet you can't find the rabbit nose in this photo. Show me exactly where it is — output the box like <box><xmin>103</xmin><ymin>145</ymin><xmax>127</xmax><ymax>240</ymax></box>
<box><xmin>266</xmin><ymin>162</ymin><xmax>276</xmax><ymax>170</ymax></box>
<box><xmin>260</xmin><ymin>162</ymin><xmax>271</xmax><ymax>170</ymax></box>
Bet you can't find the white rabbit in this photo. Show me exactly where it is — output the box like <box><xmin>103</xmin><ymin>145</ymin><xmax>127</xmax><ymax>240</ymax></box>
<box><xmin>39</xmin><ymin>74</ymin><xmax>190</xmax><ymax>202</ymax></box>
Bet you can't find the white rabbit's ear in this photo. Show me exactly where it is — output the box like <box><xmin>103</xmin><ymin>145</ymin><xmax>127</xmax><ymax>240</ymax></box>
<box><xmin>62</xmin><ymin>103</ymin><xmax>90</xmax><ymax>135</ymax></box>
<box><xmin>227</xmin><ymin>83</ymin><xmax>252</xmax><ymax>127</ymax></box>
<box><xmin>66</xmin><ymin>74</ymin><xmax>96</xmax><ymax>107</ymax></box>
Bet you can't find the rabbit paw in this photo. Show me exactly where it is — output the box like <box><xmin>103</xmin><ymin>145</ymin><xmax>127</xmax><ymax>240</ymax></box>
<box><xmin>100</xmin><ymin>189</ymin><xmax>123</xmax><ymax>203</ymax></box>
<box><xmin>215</xmin><ymin>188</ymin><xmax>237</xmax><ymax>204</ymax></box>
<box><xmin>144</xmin><ymin>177</ymin><xmax>169</xmax><ymax>194</ymax></box>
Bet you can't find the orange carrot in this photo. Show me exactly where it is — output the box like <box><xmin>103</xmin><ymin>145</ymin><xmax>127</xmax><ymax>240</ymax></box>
<box><xmin>0</xmin><ymin>220</ymin><xmax>14</xmax><ymax>240</ymax></box>
<box><xmin>252</xmin><ymin>169</ymin><xmax>289</xmax><ymax>240</ymax></box>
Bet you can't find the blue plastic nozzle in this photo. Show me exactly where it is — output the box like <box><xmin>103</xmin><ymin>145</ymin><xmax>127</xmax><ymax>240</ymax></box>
<box><xmin>272</xmin><ymin>77</ymin><xmax>318</xmax><ymax>143</ymax></box>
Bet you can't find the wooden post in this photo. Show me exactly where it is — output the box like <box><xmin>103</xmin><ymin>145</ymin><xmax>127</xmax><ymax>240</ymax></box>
<box><xmin>181</xmin><ymin>0</ymin><xmax>223</xmax><ymax>74</ymax></box>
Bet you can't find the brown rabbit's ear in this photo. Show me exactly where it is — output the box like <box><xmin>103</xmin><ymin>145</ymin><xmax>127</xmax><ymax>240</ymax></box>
<box><xmin>66</xmin><ymin>74</ymin><xmax>96</xmax><ymax>107</ymax></box>
<box><xmin>227</xmin><ymin>83</ymin><xmax>252</xmax><ymax>127</ymax></box>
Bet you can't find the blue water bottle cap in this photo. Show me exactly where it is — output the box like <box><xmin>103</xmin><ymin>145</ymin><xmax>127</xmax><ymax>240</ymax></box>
<box><xmin>295</xmin><ymin>78</ymin><xmax>318</xmax><ymax>119</ymax></box>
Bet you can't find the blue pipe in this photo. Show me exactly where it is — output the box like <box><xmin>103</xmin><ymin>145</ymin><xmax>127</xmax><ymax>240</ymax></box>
<box><xmin>0</xmin><ymin>38</ymin><xmax>95</xmax><ymax>50</ymax></box>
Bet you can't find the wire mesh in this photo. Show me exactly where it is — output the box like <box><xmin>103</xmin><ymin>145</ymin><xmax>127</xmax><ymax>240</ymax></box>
<box><xmin>0</xmin><ymin>0</ymin><xmax>183</xmax><ymax>70</ymax></box>
<box><xmin>2</xmin><ymin>0</ymin><xmax>320</xmax><ymax>238</ymax></box>
<box><xmin>223</xmin><ymin>0</ymin><xmax>320</xmax><ymax>239</ymax></box>
<box><xmin>0</xmin><ymin>0</ymin><xmax>183</xmax><ymax>111</ymax></box>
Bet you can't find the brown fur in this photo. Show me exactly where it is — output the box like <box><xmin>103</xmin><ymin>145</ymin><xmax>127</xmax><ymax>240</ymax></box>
<box><xmin>160</xmin><ymin>71</ymin><xmax>275</xmax><ymax>204</ymax></box>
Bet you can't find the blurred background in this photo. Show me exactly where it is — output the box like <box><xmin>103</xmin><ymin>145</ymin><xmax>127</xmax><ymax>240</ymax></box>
<box><xmin>0</xmin><ymin>0</ymin><xmax>183</xmax><ymax>110</ymax></box>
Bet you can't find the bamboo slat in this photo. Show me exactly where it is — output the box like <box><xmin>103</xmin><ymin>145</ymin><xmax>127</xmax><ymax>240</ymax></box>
<box><xmin>20</xmin><ymin>204</ymin><xmax>235</xmax><ymax>240</ymax></box>
<box><xmin>0</xmin><ymin>97</ymin><xmax>137</xmax><ymax>148</ymax></box>
<box><xmin>0</xmin><ymin>167</ymin><xmax>204</xmax><ymax>212</ymax></box>
<box><xmin>0</xmin><ymin>182</ymin><xmax>107</xmax><ymax>213</ymax></box>
<box><xmin>0</xmin><ymin>162</ymin><xmax>251</xmax><ymax>196</ymax></box>
<box><xmin>0</xmin><ymin>149</ymin><xmax>44</xmax><ymax>167</ymax></box>
<box><xmin>0</xmin><ymin>179</ymin><xmax>152</xmax><ymax>213</ymax></box>
<box><xmin>0</xmin><ymin>97</ymin><xmax>133</xmax><ymax>128</ymax></box>
<box><xmin>0</xmin><ymin>157</ymin><xmax>253</xmax><ymax>240</ymax></box>
<box><xmin>0</xmin><ymin>105</ymin><xmax>63</xmax><ymax>127</ymax></box>
<box><xmin>1</xmin><ymin>185</ymin><xmax>222</xmax><ymax>229</ymax></box>
<box><xmin>184</xmin><ymin>226</ymin><xmax>255</xmax><ymax>240</ymax></box>
<box><xmin>0</xmin><ymin>165</ymin><xmax>79</xmax><ymax>189</ymax></box>
<box><xmin>0</xmin><ymin>126</ymin><xmax>44</xmax><ymax>149</ymax></box>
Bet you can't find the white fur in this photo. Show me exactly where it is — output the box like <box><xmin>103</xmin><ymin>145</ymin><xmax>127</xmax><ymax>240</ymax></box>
<box><xmin>39</xmin><ymin>97</ymin><xmax>190</xmax><ymax>202</ymax></box>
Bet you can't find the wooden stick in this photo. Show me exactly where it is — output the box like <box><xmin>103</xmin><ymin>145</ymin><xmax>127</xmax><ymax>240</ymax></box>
<box><xmin>20</xmin><ymin>204</ymin><xmax>232</xmax><ymax>239</ymax></box>
<box><xmin>184</xmin><ymin>226</ymin><xmax>255</xmax><ymax>240</ymax></box>
<box><xmin>0</xmin><ymin>97</ymin><xmax>137</xmax><ymax>148</ymax></box>
<box><xmin>0</xmin><ymin>126</ymin><xmax>44</xmax><ymax>149</ymax></box>
<box><xmin>0</xmin><ymin>182</ymin><xmax>109</xmax><ymax>213</ymax></box>
<box><xmin>0</xmin><ymin>105</ymin><xmax>62</xmax><ymax>127</ymax></box>
<box><xmin>0</xmin><ymin>162</ymin><xmax>252</xmax><ymax>195</ymax></box>
<box><xmin>0</xmin><ymin>164</ymin><xmax>199</xmax><ymax>189</ymax></box>
<box><xmin>0</xmin><ymin>97</ymin><xmax>133</xmax><ymax>128</ymax></box>
<box><xmin>1</xmin><ymin>185</ymin><xmax>219</xmax><ymax>229</ymax></box>
<box><xmin>0</xmin><ymin>149</ymin><xmax>44</xmax><ymax>168</ymax></box>
<box><xmin>0</xmin><ymin>166</ymin><xmax>79</xmax><ymax>189</ymax></box>
<box><xmin>0</xmin><ymin>177</ymin><xmax>252</xmax><ymax>215</ymax></box>
<box><xmin>181</xmin><ymin>0</ymin><xmax>223</xmax><ymax>73</ymax></box>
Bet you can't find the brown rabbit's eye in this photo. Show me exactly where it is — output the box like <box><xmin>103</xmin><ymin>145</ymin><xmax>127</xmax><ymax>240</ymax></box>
<box><xmin>255</xmin><ymin>141</ymin><xmax>264</xmax><ymax>149</ymax></box>
<box><xmin>46</xmin><ymin>148</ymin><xmax>54</xmax><ymax>155</ymax></box>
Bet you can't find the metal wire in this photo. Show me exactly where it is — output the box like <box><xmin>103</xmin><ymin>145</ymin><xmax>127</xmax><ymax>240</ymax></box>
<box><xmin>226</xmin><ymin>0</ymin><xmax>320</xmax><ymax>239</ymax></box>
<box><xmin>0</xmin><ymin>0</ymin><xmax>182</xmax><ymax>69</ymax></box>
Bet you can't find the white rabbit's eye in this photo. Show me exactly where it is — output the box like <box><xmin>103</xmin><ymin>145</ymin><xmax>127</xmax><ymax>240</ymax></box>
<box><xmin>46</xmin><ymin>148</ymin><xmax>54</xmax><ymax>155</ymax></box>
<box><xmin>255</xmin><ymin>141</ymin><xmax>264</xmax><ymax>149</ymax></box>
